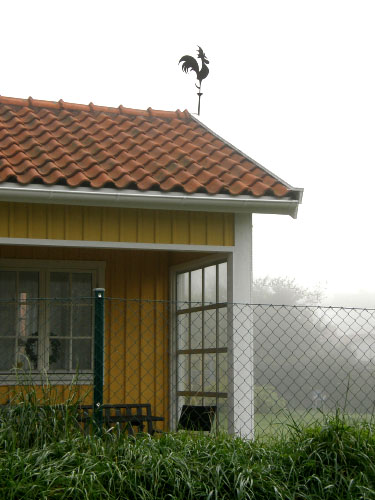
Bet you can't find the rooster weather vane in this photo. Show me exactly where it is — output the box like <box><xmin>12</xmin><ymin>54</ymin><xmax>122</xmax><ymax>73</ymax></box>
<box><xmin>179</xmin><ymin>46</ymin><xmax>209</xmax><ymax>116</ymax></box>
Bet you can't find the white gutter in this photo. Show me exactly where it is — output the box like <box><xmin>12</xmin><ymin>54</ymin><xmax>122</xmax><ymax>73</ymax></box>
<box><xmin>0</xmin><ymin>182</ymin><xmax>303</xmax><ymax>218</ymax></box>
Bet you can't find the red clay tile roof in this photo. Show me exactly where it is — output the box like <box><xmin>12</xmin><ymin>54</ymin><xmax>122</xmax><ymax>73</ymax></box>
<box><xmin>0</xmin><ymin>95</ymin><xmax>297</xmax><ymax>198</ymax></box>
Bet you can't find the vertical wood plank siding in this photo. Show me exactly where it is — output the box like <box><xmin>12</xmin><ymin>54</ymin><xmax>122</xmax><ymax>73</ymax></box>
<box><xmin>0</xmin><ymin>202</ymin><xmax>234</xmax><ymax>246</ymax></box>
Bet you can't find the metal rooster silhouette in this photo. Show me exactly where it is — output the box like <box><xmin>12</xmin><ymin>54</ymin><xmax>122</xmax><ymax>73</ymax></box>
<box><xmin>179</xmin><ymin>46</ymin><xmax>209</xmax><ymax>115</ymax></box>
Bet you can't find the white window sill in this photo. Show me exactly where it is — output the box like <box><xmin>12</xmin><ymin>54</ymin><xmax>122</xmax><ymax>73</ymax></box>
<box><xmin>0</xmin><ymin>373</ymin><xmax>93</xmax><ymax>386</ymax></box>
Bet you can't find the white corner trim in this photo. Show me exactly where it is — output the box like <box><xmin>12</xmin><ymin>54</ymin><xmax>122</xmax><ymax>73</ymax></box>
<box><xmin>0</xmin><ymin>182</ymin><xmax>302</xmax><ymax>218</ymax></box>
<box><xmin>228</xmin><ymin>214</ymin><xmax>254</xmax><ymax>438</ymax></box>
<box><xmin>0</xmin><ymin>236</ymin><xmax>234</xmax><ymax>253</ymax></box>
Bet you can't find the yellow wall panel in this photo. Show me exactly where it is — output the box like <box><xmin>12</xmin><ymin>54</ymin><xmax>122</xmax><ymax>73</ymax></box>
<box><xmin>12</xmin><ymin>203</ymin><xmax>29</xmax><ymax>238</ymax></box>
<box><xmin>224</xmin><ymin>213</ymin><xmax>234</xmax><ymax>246</ymax></box>
<box><xmin>47</xmin><ymin>205</ymin><xmax>65</xmax><ymax>240</ymax></box>
<box><xmin>83</xmin><ymin>207</ymin><xmax>102</xmax><ymax>241</ymax></box>
<box><xmin>29</xmin><ymin>204</ymin><xmax>47</xmax><ymax>239</ymax></box>
<box><xmin>155</xmin><ymin>211</ymin><xmax>172</xmax><ymax>244</ymax></box>
<box><xmin>65</xmin><ymin>206</ymin><xmax>83</xmax><ymax>240</ymax></box>
<box><xmin>206</xmin><ymin>213</ymin><xmax>224</xmax><ymax>246</ymax></box>
<box><xmin>137</xmin><ymin>210</ymin><xmax>155</xmax><ymax>243</ymax></box>
<box><xmin>119</xmin><ymin>208</ymin><xmax>138</xmax><ymax>242</ymax></box>
<box><xmin>172</xmin><ymin>212</ymin><xmax>190</xmax><ymax>244</ymax></box>
<box><xmin>102</xmin><ymin>207</ymin><xmax>120</xmax><ymax>242</ymax></box>
<box><xmin>190</xmin><ymin>212</ymin><xmax>207</xmax><ymax>245</ymax></box>
<box><xmin>0</xmin><ymin>203</ymin><xmax>9</xmax><ymax>237</ymax></box>
<box><xmin>0</xmin><ymin>202</ymin><xmax>234</xmax><ymax>246</ymax></box>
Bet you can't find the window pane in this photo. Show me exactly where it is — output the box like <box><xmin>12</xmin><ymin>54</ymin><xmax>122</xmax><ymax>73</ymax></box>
<box><xmin>19</xmin><ymin>272</ymin><xmax>39</xmax><ymax>298</ymax></box>
<box><xmin>177</xmin><ymin>354</ymin><xmax>189</xmax><ymax>391</ymax></box>
<box><xmin>0</xmin><ymin>339</ymin><xmax>14</xmax><ymax>370</ymax></box>
<box><xmin>176</xmin><ymin>272</ymin><xmax>189</xmax><ymax>309</ymax></box>
<box><xmin>218</xmin><ymin>263</ymin><xmax>227</xmax><ymax>302</ymax></box>
<box><xmin>204</xmin><ymin>265</ymin><xmax>216</xmax><ymax>303</ymax></box>
<box><xmin>72</xmin><ymin>304</ymin><xmax>92</xmax><ymax>338</ymax></box>
<box><xmin>49</xmin><ymin>305</ymin><xmax>70</xmax><ymax>337</ymax></box>
<box><xmin>204</xmin><ymin>309</ymin><xmax>216</xmax><ymax>348</ymax></box>
<box><xmin>72</xmin><ymin>273</ymin><xmax>92</xmax><ymax>298</ymax></box>
<box><xmin>72</xmin><ymin>339</ymin><xmax>92</xmax><ymax>370</ymax></box>
<box><xmin>0</xmin><ymin>304</ymin><xmax>16</xmax><ymax>336</ymax></box>
<box><xmin>48</xmin><ymin>335</ymin><xmax>61</xmax><ymax>367</ymax></box>
<box><xmin>177</xmin><ymin>314</ymin><xmax>189</xmax><ymax>350</ymax></box>
<box><xmin>203</xmin><ymin>396</ymin><xmax>217</xmax><ymax>406</ymax></box>
<box><xmin>190</xmin><ymin>269</ymin><xmax>202</xmax><ymax>303</ymax></box>
<box><xmin>49</xmin><ymin>338</ymin><xmax>69</xmax><ymax>370</ymax></box>
<box><xmin>0</xmin><ymin>271</ymin><xmax>16</xmax><ymax>299</ymax></box>
<box><xmin>218</xmin><ymin>308</ymin><xmax>228</xmax><ymax>348</ymax></box>
<box><xmin>204</xmin><ymin>353</ymin><xmax>216</xmax><ymax>392</ymax></box>
<box><xmin>190</xmin><ymin>311</ymin><xmax>202</xmax><ymax>349</ymax></box>
<box><xmin>190</xmin><ymin>354</ymin><xmax>202</xmax><ymax>392</ymax></box>
<box><xmin>18</xmin><ymin>297</ymin><xmax>38</xmax><ymax>338</ymax></box>
<box><xmin>18</xmin><ymin>336</ymin><xmax>38</xmax><ymax>370</ymax></box>
<box><xmin>50</xmin><ymin>272</ymin><xmax>70</xmax><ymax>298</ymax></box>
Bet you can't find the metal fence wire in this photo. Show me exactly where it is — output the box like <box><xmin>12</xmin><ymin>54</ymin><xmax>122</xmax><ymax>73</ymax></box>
<box><xmin>1</xmin><ymin>296</ymin><xmax>375</xmax><ymax>437</ymax></box>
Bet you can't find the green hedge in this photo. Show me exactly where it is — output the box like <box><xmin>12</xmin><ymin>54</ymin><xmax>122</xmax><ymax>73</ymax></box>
<box><xmin>0</xmin><ymin>403</ymin><xmax>374</xmax><ymax>499</ymax></box>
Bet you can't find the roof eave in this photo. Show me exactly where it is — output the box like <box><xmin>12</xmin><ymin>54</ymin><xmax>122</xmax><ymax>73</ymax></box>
<box><xmin>0</xmin><ymin>183</ymin><xmax>303</xmax><ymax>218</ymax></box>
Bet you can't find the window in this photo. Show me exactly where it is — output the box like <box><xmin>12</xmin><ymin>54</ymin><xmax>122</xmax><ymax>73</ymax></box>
<box><xmin>0</xmin><ymin>260</ymin><xmax>103</xmax><ymax>383</ymax></box>
<box><xmin>175</xmin><ymin>260</ymin><xmax>228</xmax><ymax>430</ymax></box>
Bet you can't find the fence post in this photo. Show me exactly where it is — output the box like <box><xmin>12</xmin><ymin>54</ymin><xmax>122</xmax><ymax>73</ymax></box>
<box><xmin>93</xmin><ymin>288</ymin><xmax>105</xmax><ymax>430</ymax></box>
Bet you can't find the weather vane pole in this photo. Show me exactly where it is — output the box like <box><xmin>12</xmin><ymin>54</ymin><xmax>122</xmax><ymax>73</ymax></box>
<box><xmin>179</xmin><ymin>46</ymin><xmax>209</xmax><ymax>116</ymax></box>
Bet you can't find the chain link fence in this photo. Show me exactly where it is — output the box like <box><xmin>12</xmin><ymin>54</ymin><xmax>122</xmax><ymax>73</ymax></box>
<box><xmin>1</xmin><ymin>296</ymin><xmax>375</xmax><ymax>437</ymax></box>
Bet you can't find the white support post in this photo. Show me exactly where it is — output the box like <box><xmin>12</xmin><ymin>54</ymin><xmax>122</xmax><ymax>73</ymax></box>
<box><xmin>228</xmin><ymin>213</ymin><xmax>254</xmax><ymax>438</ymax></box>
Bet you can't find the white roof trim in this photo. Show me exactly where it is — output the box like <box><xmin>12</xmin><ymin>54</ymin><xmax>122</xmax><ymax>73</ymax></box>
<box><xmin>0</xmin><ymin>182</ymin><xmax>302</xmax><ymax>218</ymax></box>
<box><xmin>0</xmin><ymin>237</ymin><xmax>234</xmax><ymax>253</ymax></box>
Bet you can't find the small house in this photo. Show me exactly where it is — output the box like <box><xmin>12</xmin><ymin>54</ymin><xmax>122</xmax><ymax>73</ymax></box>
<box><xmin>0</xmin><ymin>96</ymin><xmax>302</xmax><ymax>436</ymax></box>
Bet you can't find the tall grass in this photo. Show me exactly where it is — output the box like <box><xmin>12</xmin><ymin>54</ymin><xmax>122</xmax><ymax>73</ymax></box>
<box><xmin>0</xmin><ymin>384</ymin><xmax>374</xmax><ymax>499</ymax></box>
<box><xmin>0</xmin><ymin>371</ymin><xmax>83</xmax><ymax>450</ymax></box>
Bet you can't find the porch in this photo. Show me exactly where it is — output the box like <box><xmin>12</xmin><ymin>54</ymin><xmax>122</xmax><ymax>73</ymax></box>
<box><xmin>0</xmin><ymin>234</ymin><xmax>253</xmax><ymax>436</ymax></box>
<box><xmin>0</xmin><ymin>293</ymin><xmax>253</xmax><ymax>435</ymax></box>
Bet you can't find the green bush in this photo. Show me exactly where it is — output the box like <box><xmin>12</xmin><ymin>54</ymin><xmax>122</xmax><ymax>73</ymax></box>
<box><xmin>0</xmin><ymin>401</ymin><xmax>375</xmax><ymax>499</ymax></box>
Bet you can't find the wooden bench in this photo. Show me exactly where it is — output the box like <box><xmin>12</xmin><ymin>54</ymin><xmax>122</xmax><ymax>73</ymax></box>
<box><xmin>78</xmin><ymin>403</ymin><xmax>164</xmax><ymax>435</ymax></box>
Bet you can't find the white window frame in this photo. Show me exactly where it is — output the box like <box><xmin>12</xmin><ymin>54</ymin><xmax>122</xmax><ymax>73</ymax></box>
<box><xmin>0</xmin><ymin>259</ymin><xmax>105</xmax><ymax>385</ymax></box>
<box><xmin>169</xmin><ymin>253</ymin><xmax>232</xmax><ymax>431</ymax></box>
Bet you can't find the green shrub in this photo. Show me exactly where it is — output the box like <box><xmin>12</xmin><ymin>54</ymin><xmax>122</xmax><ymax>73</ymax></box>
<box><xmin>0</xmin><ymin>385</ymin><xmax>374</xmax><ymax>499</ymax></box>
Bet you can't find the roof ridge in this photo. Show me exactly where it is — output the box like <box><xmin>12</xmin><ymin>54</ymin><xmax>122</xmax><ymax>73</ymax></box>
<box><xmin>0</xmin><ymin>95</ymin><xmax>191</xmax><ymax>120</ymax></box>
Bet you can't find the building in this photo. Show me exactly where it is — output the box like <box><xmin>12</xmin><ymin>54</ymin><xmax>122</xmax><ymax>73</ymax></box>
<box><xmin>0</xmin><ymin>96</ymin><xmax>303</xmax><ymax>436</ymax></box>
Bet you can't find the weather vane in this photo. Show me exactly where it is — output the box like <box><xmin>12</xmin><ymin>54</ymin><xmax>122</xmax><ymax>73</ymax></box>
<box><xmin>179</xmin><ymin>46</ymin><xmax>209</xmax><ymax>116</ymax></box>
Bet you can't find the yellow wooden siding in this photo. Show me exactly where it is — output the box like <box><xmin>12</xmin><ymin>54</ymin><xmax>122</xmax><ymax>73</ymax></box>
<box><xmin>0</xmin><ymin>202</ymin><xmax>234</xmax><ymax>246</ymax></box>
<box><xmin>0</xmin><ymin>384</ymin><xmax>92</xmax><ymax>406</ymax></box>
<box><xmin>0</xmin><ymin>245</ymin><xmax>171</xmax><ymax>428</ymax></box>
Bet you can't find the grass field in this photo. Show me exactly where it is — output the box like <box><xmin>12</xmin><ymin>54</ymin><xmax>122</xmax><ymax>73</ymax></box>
<box><xmin>255</xmin><ymin>408</ymin><xmax>375</xmax><ymax>439</ymax></box>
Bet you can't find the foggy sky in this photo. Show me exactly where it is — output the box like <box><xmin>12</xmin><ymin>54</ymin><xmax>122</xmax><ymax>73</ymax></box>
<box><xmin>1</xmin><ymin>0</ymin><xmax>374</xmax><ymax>307</ymax></box>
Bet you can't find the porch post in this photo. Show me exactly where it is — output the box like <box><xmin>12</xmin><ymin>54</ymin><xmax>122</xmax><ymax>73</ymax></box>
<box><xmin>229</xmin><ymin>214</ymin><xmax>254</xmax><ymax>438</ymax></box>
<box><xmin>93</xmin><ymin>288</ymin><xmax>105</xmax><ymax>429</ymax></box>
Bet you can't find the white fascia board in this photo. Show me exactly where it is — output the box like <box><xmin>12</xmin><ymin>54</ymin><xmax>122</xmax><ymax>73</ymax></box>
<box><xmin>0</xmin><ymin>237</ymin><xmax>233</xmax><ymax>253</ymax></box>
<box><xmin>0</xmin><ymin>182</ymin><xmax>302</xmax><ymax>218</ymax></box>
